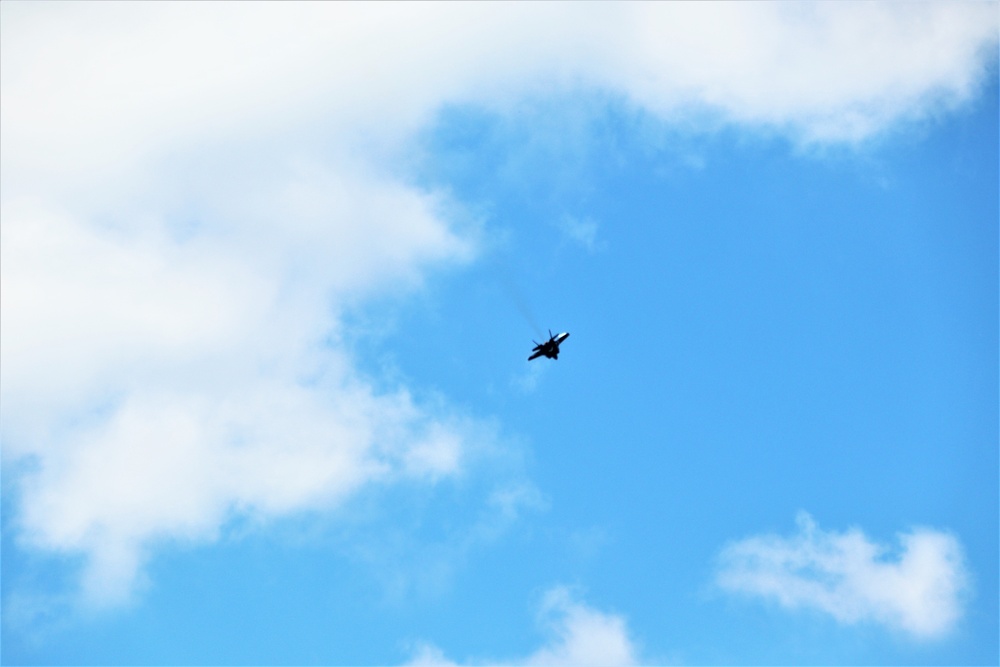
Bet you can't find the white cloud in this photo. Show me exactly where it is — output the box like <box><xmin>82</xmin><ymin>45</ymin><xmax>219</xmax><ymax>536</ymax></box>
<box><xmin>14</xmin><ymin>378</ymin><xmax>483</xmax><ymax>607</ymax></box>
<box><xmin>406</xmin><ymin>586</ymin><xmax>640</xmax><ymax>667</ymax></box>
<box><xmin>3</xmin><ymin>4</ymin><xmax>996</xmax><ymax>194</ymax></box>
<box><xmin>715</xmin><ymin>512</ymin><xmax>970</xmax><ymax>640</ymax></box>
<box><xmin>524</xmin><ymin>586</ymin><xmax>640</xmax><ymax>667</ymax></box>
<box><xmin>1</xmin><ymin>3</ymin><xmax>995</xmax><ymax>610</ymax></box>
<box><xmin>1</xmin><ymin>177</ymin><xmax>476</xmax><ymax>608</ymax></box>
<box><xmin>407</xmin><ymin>642</ymin><xmax>461</xmax><ymax>667</ymax></box>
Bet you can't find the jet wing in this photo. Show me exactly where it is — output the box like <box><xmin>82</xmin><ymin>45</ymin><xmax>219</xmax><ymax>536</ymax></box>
<box><xmin>528</xmin><ymin>350</ymin><xmax>544</xmax><ymax>361</ymax></box>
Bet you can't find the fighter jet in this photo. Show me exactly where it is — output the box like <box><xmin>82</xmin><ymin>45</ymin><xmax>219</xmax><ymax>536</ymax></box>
<box><xmin>528</xmin><ymin>330</ymin><xmax>570</xmax><ymax>361</ymax></box>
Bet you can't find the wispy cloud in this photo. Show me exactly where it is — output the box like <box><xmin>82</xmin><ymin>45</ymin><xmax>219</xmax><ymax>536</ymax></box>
<box><xmin>512</xmin><ymin>361</ymin><xmax>548</xmax><ymax>395</ymax></box>
<box><xmin>556</xmin><ymin>216</ymin><xmax>602</xmax><ymax>253</ymax></box>
<box><xmin>407</xmin><ymin>586</ymin><xmax>641</xmax><ymax>666</ymax></box>
<box><xmin>715</xmin><ymin>512</ymin><xmax>970</xmax><ymax>640</ymax></box>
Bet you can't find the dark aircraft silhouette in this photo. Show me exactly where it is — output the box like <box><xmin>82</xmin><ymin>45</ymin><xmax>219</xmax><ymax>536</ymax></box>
<box><xmin>528</xmin><ymin>330</ymin><xmax>570</xmax><ymax>361</ymax></box>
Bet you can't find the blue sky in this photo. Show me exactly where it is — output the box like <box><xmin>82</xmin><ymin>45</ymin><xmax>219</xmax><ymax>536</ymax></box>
<box><xmin>1</xmin><ymin>3</ymin><xmax>997</xmax><ymax>666</ymax></box>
